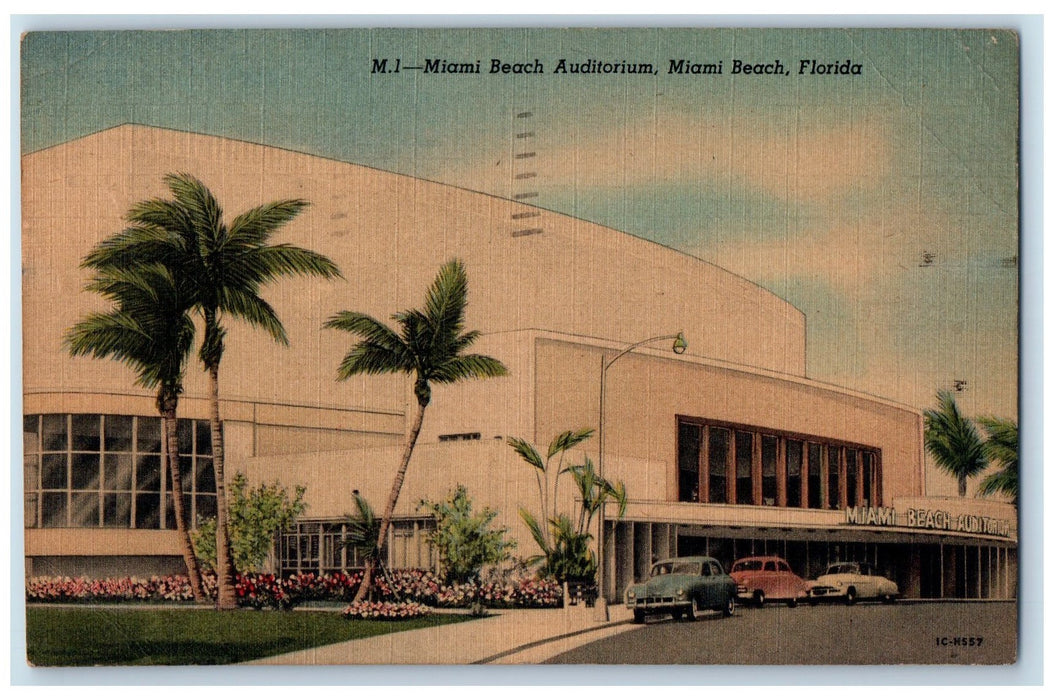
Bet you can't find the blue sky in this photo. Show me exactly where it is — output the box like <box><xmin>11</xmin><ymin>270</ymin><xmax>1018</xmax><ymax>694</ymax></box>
<box><xmin>21</xmin><ymin>27</ymin><xmax>1020</xmax><ymax>422</ymax></box>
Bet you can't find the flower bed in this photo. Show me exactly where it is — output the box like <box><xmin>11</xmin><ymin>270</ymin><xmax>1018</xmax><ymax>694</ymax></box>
<box><xmin>26</xmin><ymin>569</ymin><xmax>563</xmax><ymax>610</ymax></box>
<box><xmin>340</xmin><ymin>600</ymin><xmax>431</xmax><ymax>620</ymax></box>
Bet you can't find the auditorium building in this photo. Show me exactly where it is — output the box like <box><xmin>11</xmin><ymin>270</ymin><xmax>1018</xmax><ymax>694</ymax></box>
<box><xmin>22</xmin><ymin>125</ymin><xmax>1017</xmax><ymax>602</ymax></box>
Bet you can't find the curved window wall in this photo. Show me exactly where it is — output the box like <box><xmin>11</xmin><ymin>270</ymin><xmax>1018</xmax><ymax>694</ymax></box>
<box><xmin>24</xmin><ymin>413</ymin><xmax>217</xmax><ymax>529</ymax></box>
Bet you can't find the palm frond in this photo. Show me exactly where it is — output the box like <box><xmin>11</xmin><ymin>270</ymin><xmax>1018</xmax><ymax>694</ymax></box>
<box><xmin>164</xmin><ymin>173</ymin><xmax>224</xmax><ymax>242</ymax></box>
<box><xmin>924</xmin><ymin>390</ymin><xmax>987</xmax><ymax>483</ymax></box>
<box><xmin>518</xmin><ymin>507</ymin><xmax>550</xmax><ymax>554</ymax></box>
<box><xmin>423</xmin><ymin>259</ymin><xmax>469</xmax><ymax>340</ymax></box>
<box><xmin>334</xmin><ymin>342</ymin><xmax>413</xmax><ymax>379</ymax></box>
<box><xmin>224</xmin><ymin>244</ymin><xmax>343</xmax><ymax>287</ymax></box>
<box><xmin>547</xmin><ymin>428</ymin><xmax>595</xmax><ymax>459</ymax></box>
<box><xmin>430</xmin><ymin>354</ymin><xmax>508</xmax><ymax>384</ymax></box>
<box><xmin>216</xmin><ymin>286</ymin><xmax>288</xmax><ymax>344</ymax></box>
<box><xmin>227</xmin><ymin>199</ymin><xmax>311</xmax><ymax>247</ymax></box>
<box><xmin>507</xmin><ymin>437</ymin><xmax>545</xmax><ymax>472</ymax></box>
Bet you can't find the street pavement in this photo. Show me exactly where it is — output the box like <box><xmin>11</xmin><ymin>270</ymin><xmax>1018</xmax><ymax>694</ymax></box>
<box><xmin>546</xmin><ymin>601</ymin><xmax>1018</xmax><ymax>665</ymax></box>
<box><xmin>247</xmin><ymin>603</ymin><xmax>635</xmax><ymax>665</ymax></box>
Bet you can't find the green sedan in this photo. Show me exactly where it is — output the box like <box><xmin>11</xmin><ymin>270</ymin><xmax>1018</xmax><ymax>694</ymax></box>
<box><xmin>625</xmin><ymin>556</ymin><xmax>738</xmax><ymax>623</ymax></box>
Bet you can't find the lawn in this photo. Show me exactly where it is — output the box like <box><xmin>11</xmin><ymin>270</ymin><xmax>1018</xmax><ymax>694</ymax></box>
<box><xmin>26</xmin><ymin>606</ymin><xmax>473</xmax><ymax>666</ymax></box>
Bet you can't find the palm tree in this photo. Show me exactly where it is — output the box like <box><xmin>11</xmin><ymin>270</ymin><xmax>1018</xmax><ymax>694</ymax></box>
<box><xmin>84</xmin><ymin>173</ymin><xmax>342</xmax><ymax>609</ymax></box>
<box><xmin>976</xmin><ymin>417</ymin><xmax>1018</xmax><ymax>505</ymax></box>
<box><xmin>341</xmin><ymin>492</ymin><xmax>381</xmax><ymax>600</ymax></box>
<box><xmin>65</xmin><ymin>262</ymin><xmax>206</xmax><ymax>600</ymax></box>
<box><xmin>325</xmin><ymin>259</ymin><xmax>507</xmax><ymax>603</ymax></box>
<box><xmin>923</xmin><ymin>390</ymin><xmax>988</xmax><ymax>497</ymax></box>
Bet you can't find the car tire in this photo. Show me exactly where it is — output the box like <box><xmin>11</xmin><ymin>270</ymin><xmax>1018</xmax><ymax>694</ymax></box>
<box><xmin>845</xmin><ymin>588</ymin><xmax>857</xmax><ymax>605</ymax></box>
<box><xmin>808</xmin><ymin>598</ymin><xmax>818</xmax><ymax>606</ymax></box>
<box><xmin>687</xmin><ymin>597</ymin><xmax>701</xmax><ymax>621</ymax></box>
<box><xmin>787</xmin><ymin>597</ymin><xmax>798</xmax><ymax>608</ymax></box>
<box><xmin>754</xmin><ymin>591</ymin><xmax>765</xmax><ymax>608</ymax></box>
<box><xmin>722</xmin><ymin>596</ymin><xmax>736</xmax><ymax>617</ymax></box>
<box><xmin>671</xmin><ymin>609</ymin><xmax>684</xmax><ymax>621</ymax></box>
<box><xmin>633</xmin><ymin>609</ymin><xmax>646</xmax><ymax>624</ymax></box>
<box><xmin>882</xmin><ymin>594</ymin><xmax>896</xmax><ymax>605</ymax></box>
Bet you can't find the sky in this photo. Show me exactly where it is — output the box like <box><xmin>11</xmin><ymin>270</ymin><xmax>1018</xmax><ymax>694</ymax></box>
<box><xmin>20</xmin><ymin>27</ymin><xmax>1020</xmax><ymax>426</ymax></box>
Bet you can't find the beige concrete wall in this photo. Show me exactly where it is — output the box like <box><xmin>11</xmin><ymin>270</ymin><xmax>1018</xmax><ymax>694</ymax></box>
<box><xmin>23</xmin><ymin>126</ymin><xmax>806</xmax><ymax>451</ymax></box>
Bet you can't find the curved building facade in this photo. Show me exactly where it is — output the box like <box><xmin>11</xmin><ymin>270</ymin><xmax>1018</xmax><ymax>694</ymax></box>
<box><xmin>22</xmin><ymin>125</ymin><xmax>1016</xmax><ymax>599</ymax></box>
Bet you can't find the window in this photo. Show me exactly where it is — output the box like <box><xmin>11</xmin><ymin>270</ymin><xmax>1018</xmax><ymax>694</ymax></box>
<box><xmin>735</xmin><ymin>431</ymin><xmax>754</xmax><ymax>505</ymax></box>
<box><xmin>827</xmin><ymin>446</ymin><xmax>841</xmax><ymax>509</ymax></box>
<box><xmin>708</xmin><ymin>427</ymin><xmax>730</xmax><ymax>504</ymax></box>
<box><xmin>23</xmin><ymin>414</ymin><xmax>216</xmax><ymax>529</ymax></box>
<box><xmin>675</xmin><ymin>417</ymin><xmax>881</xmax><ymax>511</ymax></box>
<box><xmin>678</xmin><ymin>422</ymin><xmax>701</xmax><ymax>502</ymax></box>
<box><xmin>786</xmin><ymin>440</ymin><xmax>803</xmax><ymax>507</ymax></box>
<box><xmin>761</xmin><ymin>435</ymin><xmax>778</xmax><ymax>505</ymax></box>
<box><xmin>846</xmin><ymin>448</ymin><xmax>859</xmax><ymax>508</ymax></box>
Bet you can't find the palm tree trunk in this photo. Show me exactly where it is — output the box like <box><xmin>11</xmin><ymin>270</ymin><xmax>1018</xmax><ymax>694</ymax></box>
<box><xmin>958</xmin><ymin>476</ymin><xmax>967</xmax><ymax>498</ymax></box>
<box><xmin>208</xmin><ymin>362</ymin><xmax>238</xmax><ymax>610</ymax></box>
<box><xmin>160</xmin><ymin>400</ymin><xmax>206</xmax><ymax>601</ymax></box>
<box><xmin>352</xmin><ymin>396</ymin><xmax>427</xmax><ymax>604</ymax></box>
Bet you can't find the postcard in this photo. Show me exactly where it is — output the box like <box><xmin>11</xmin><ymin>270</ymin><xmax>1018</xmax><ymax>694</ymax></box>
<box><xmin>20</xmin><ymin>26</ymin><xmax>1019</xmax><ymax>667</ymax></box>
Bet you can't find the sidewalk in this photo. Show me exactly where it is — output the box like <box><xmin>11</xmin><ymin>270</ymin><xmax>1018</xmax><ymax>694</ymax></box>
<box><xmin>247</xmin><ymin>603</ymin><xmax>634</xmax><ymax>665</ymax></box>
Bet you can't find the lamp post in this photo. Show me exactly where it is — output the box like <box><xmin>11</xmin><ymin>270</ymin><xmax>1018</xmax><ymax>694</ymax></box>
<box><xmin>595</xmin><ymin>332</ymin><xmax>687</xmax><ymax>620</ymax></box>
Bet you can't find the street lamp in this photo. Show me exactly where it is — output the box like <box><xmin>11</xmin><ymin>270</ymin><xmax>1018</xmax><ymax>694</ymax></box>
<box><xmin>595</xmin><ymin>332</ymin><xmax>687</xmax><ymax>619</ymax></box>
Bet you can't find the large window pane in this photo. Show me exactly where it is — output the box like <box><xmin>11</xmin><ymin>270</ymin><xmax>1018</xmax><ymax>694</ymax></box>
<box><xmin>787</xmin><ymin>440</ymin><xmax>803</xmax><ymax>507</ymax></box>
<box><xmin>42</xmin><ymin>492</ymin><xmax>68</xmax><ymax>527</ymax></box>
<box><xmin>735</xmin><ymin>431</ymin><xmax>754</xmax><ymax>505</ymax></box>
<box><xmin>678</xmin><ymin>422</ymin><xmax>700</xmax><ymax>502</ymax></box>
<box><xmin>25</xmin><ymin>494</ymin><xmax>39</xmax><ymax>528</ymax></box>
<box><xmin>103</xmin><ymin>493</ymin><xmax>132</xmax><ymax>527</ymax></box>
<box><xmin>761</xmin><ymin>435</ymin><xmax>778</xmax><ymax>506</ymax></box>
<box><xmin>177</xmin><ymin>419</ymin><xmax>193</xmax><ymax>455</ymax></box>
<box><xmin>846</xmin><ymin>448</ymin><xmax>858</xmax><ymax>508</ymax></box>
<box><xmin>104</xmin><ymin>415</ymin><xmax>134</xmax><ymax>452</ymax></box>
<box><xmin>24</xmin><ymin>415</ymin><xmax>39</xmax><ymax>455</ymax></box>
<box><xmin>196</xmin><ymin>494</ymin><xmax>217</xmax><ymax>523</ymax></box>
<box><xmin>136</xmin><ymin>455</ymin><xmax>161</xmax><ymax>492</ymax></box>
<box><xmin>71</xmin><ymin>453</ymin><xmax>100</xmax><ymax>490</ymax></box>
<box><xmin>179</xmin><ymin>456</ymin><xmax>194</xmax><ymax>493</ymax></box>
<box><xmin>807</xmin><ymin>443</ymin><xmax>822</xmax><ymax>509</ymax></box>
<box><xmin>104</xmin><ymin>453</ymin><xmax>133</xmax><ymax>491</ymax></box>
<box><xmin>196</xmin><ymin>420</ymin><xmax>212</xmax><ymax>455</ymax></box>
<box><xmin>708</xmin><ymin>428</ymin><xmax>729</xmax><ymax>504</ymax></box>
<box><xmin>196</xmin><ymin>457</ymin><xmax>216</xmax><ymax>494</ymax></box>
<box><xmin>71</xmin><ymin>414</ymin><xmax>101</xmax><ymax>452</ymax></box>
<box><xmin>135</xmin><ymin>493</ymin><xmax>160</xmax><ymax>529</ymax></box>
<box><xmin>862</xmin><ymin>452</ymin><xmax>875</xmax><ymax>506</ymax></box>
<box><xmin>42</xmin><ymin>415</ymin><xmax>67</xmax><ymax>451</ymax></box>
<box><xmin>137</xmin><ymin>417</ymin><xmax>161</xmax><ymax>454</ymax></box>
<box><xmin>70</xmin><ymin>492</ymin><xmax>100</xmax><ymax>527</ymax></box>
<box><xmin>24</xmin><ymin>454</ymin><xmax>39</xmax><ymax>491</ymax></box>
<box><xmin>41</xmin><ymin>453</ymin><xmax>68</xmax><ymax>490</ymax></box>
<box><xmin>827</xmin><ymin>446</ymin><xmax>841</xmax><ymax>509</ymax></box>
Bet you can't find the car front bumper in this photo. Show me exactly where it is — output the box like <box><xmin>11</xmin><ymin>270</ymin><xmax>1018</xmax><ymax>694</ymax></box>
<box><xmin>806</xmin><ymin>585</ymin><xmax>847</xmax><ymax>600</ymax></box>
<box><xmin>626</xmin><ymin>595</ymin><xmax>690</xmax><ymax>611</ymax></box>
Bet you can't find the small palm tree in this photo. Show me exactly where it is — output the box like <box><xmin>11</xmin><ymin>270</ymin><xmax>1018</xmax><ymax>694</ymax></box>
<box><xmin>84</xmin><ymin>173</ymin><xmax>342</xmax><ymax>609</ymax></box>
<box><xmin>325</xmin><ymin>259</ymin><xmax>507</xmax><ymax>603</ymax></box>
<box><xmin>65</xmin><ymin>262</ymin><xmax>206</xmax><ymax>600</ymax></box>
<box><xmin>342</xmin><ymin>492</ymin><xmax>381</xmax><ymax>600</ymax></box>
<box><xmin>923</xmin><ymin>390</ymin><xmax>988</xmax><ymax>497</ymax></box>
<box><xmin>976</xmin><ymin>417</ymin><xmax>1018</xmax><ymax>505</ymax></box>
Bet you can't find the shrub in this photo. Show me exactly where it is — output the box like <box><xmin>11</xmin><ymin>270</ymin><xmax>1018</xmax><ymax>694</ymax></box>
<box><xmin>192</xmin><ymin>472</ymin><xmax>307</xmax><ymax>573</ymax></box>
<box><xmin>341</xmin><ymin>600</ymin><xmax>431</xmax><ymax>620</ymax></box>
<box><xmin>419</xmin><ymin>485</ymin><xmax>516</xmax><ymax>585</ymax></box>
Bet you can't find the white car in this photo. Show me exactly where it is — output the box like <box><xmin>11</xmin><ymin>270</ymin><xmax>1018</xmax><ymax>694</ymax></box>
<box><xmin>806</xmin><ymin>561</ymin><xmax>899</xmax><ymax>605</ymax></box>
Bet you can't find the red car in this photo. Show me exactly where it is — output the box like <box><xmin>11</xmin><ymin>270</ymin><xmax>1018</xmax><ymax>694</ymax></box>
<box><xmin>729</xmin><ymin>556</ymin><xmax>808</xmax><ymax>608</ymax></box>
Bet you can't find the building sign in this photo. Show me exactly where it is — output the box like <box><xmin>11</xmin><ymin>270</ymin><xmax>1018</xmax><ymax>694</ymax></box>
<box><xmin>845</xmin><ymin>507</ymin><xmax>1013</xmax><ymax>538</ymax></box>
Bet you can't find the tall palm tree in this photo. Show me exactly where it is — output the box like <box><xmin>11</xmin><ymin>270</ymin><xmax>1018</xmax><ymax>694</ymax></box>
<box><xmin>325</xmin><ymin>259</ymin><xmax>507</xmax><ymax>603</ymax></box>
<box><xmin>976</xmin><ymin>417</ymin><xmax>1018</xmax><ymax>506</ymax></box>
<box><xmin>65</xmin><ymin>262</ymin><xmax>206</xmax><ymax>600</ymax></box>
<box><xmin>84</xmin><ymin>173</ymin><xmax>342</xmax><ymax>609</ymax></box>
<box><xmin>923</xmin><ymin>390</ymin><xmax>988</xmax><ymax>497</ymax></box>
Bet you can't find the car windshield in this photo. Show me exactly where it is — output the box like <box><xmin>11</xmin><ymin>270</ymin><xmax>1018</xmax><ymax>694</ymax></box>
<box><xmin>652</xmin><ymin>561</ymin><xmax>700</xmax><ymax>577</ymax></box>
<box><xmin>732</xmin><ymin>560</ymin><xmax>763</xmax><ymax>573</ymax></box>
<box><xmin>826</xmin><ymin>563</ymin><xmax>860</xmax><ymax>575</ymax></box>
